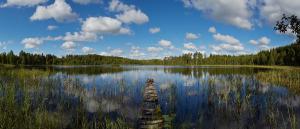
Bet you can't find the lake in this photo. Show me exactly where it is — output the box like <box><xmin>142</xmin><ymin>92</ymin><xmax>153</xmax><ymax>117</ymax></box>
<box><xmin>0</xmin><ymin>65</ymin><xmax>299</xmax><ymax>129</ymax></box>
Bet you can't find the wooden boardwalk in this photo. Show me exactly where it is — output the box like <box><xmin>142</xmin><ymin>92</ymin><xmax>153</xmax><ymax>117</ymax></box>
<box><xmin>138</xmin><ymin>79</ymin><xmax>163</xmax><ymax>129</ymax></box>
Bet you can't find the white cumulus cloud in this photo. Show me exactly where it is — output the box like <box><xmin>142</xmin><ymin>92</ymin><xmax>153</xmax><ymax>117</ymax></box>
<box><xmin>82</xmin><ymin>16</ymin><xmax>122</xmax><ymax>34</ymax></box>
<box><xmin>21</xmin><ymin>37</ymin><xmax>44</xmax><ymax>49</ymax></box>
<box><xmin>159</xmin><ymin>39</ymin><xmax>174</xmax><ymax>49</ymax></box>
<box><xmin>182</xmin><ymin>49</ymin><xmax>194</xmax><ymax>54</ymax></box>
<box><xmin>211</xmin><ymin>43</ymin><xmax>244</xmax><ymax>52</ymax></box>
<box><xmin>118</xmin><ymin>27</ymin><xmax>132</xmax><ymax>35</ymax></box>
<box><xmin>62</xmin><ymin>16</ymin><xmax>128</xmax><ymax>43</ymax></box>
<box><xmin>47</xmin><ymin>25</ymin><xmax>58</xmax><ymax>30</ymax></box>
<box><xmin>249</xmin><ymin>37</ymin><xmax>271</xmax><ymax>45</ymax></box>
<box><xmin>116</xmin><ymin>9</ymin><xmax>149</xmax><ymax>24</ymax></box>
<box><xmin>259</xmin><ymin>0</ymin><xmax>300</xmax><ymax>24</ymax></box>
<box><xmin>210</xmin><ymin>29</ymin><xmax>245</xmax><ymax>54</ymax></box>
<box><xmin>109</xmin><ymin>0</ymin><xmax>134</xmax><ymax>12</ymax></box>
<box><xmin>82</xmin><ymin>47</ymin><xmax>95</xmax><ymax>54</ymax></box>
<box><xmin>249</xmin><ymin>36</ymin><xmax>271</xmax><ymax>50</ymax></box>
<box><xmin>72</xmin><ymin>0</ymin><xmax>101</xmax><ymax>5</ymax></box>
<box><xmin>30</xmin><ymin>0</ymin><xmax>77</xmax><ymax>22</ymax></box>
<box><xmin>147</xmin><ymin>47</ymin><xmax>163</xmax><ymax>53</ymax></box>
<box><xmin>64</xmin><ymin>32</ymin><xmax>98</xmax><ymax>42</ymax></box>
<box><xmin>129</xmin><ymin>46</ymin><xmax>145</xmax><ymax>58</ymax></box>
<box><xmin>109</xmin><ymin>0</ymin><xmax>149</xmax><ymax>25</ymax></box>
<box><xmin>213</xmin><ymin>33</ymin><xmax>240</xmax><ymax>45</ymax></box>
<box><xmin>149</xmin><ymin>27</ymin><xmax>160</xmax><ymax>34</ymax></box>
<box><xmin>249</xmin><ymin>40</ymin><xmax>258</xmax><ymax>45</ymax></box>
<box><xmin>185</xmin><ymin>33</ymin><xmax>199</xmax><ymax>41</ymax></box>
<box><xmin>0</xmin><ymin>41</ymin><xmax>9</xmax><ymax>50</ymax></box>
<box><xmin>183</xmin><ymin>0</ymin><xmax>253</xmax><ymax>29</ymax></box>
<box><xmin>184</xmin><ymin>42</ymin><xmax>197</xmax><ymax>50</ymax></box>
<box><xmin>258</xmin><ymin>37</ymin><xmax>270</xmax><ymax>45</ymax></box>
<box><xmin>110</xmin><ymin>49</ymin><xmax>123</xmax><ymax>56</ymax></box>
<box><xmin>61</xmin><ymin>41</ymin><xmax>76</xmax><ymax>50</ymax></box>
<box><xmin>208</xmin><ymin>26</ymin><xmax>217</xmax><ymax>33</ymax></box>
<box><xmin>1</xmin><ymin>0</ymin><xmax>47</xmax><ymax>7</ymax></box>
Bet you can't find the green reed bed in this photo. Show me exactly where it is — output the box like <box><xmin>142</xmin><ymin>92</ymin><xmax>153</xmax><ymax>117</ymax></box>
<box><xmin>256</xmin><ymin>69</ymin><xmax>300</xmax><ymax>94</ymax></box>
<box><xmin>190</xmin><ymin>75</ymin><xmax>298</xmax><ymax>129</ymax></box>
<box><xmin>0</xmin><ymin>69</ymin><xmax>130</xmax><ymax>129</ymax></box>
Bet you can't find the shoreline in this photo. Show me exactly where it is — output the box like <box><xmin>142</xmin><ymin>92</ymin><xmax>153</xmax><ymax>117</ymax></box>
<box><xmin>1</xmin><ymin>64</ymin><xmax>300</xmax><ymax>69</ymax></box>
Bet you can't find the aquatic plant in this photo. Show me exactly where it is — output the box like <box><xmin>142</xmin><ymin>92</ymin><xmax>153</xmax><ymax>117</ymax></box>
<box><xmin>256</xmin><ymin>69</ymin><xmax>300</xmax><ymax>94</ymax></box>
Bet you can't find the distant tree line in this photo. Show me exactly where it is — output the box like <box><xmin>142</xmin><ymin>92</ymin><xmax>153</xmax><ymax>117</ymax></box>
<box><xmin>163</xmin><ymin>42</ymin><xmax>300</xmax><ymax>66</ymax></box>
<box><xmin>0</xmin><ymin>50</ymin><xmax>140</xmax><ymax>65</ymax></box>
<box><xmin>0</xmin><ymin>50</ymin><xmax>166</xmax><ymax>65</ymax></box>
<box><xmin>163</xmin><ymin>52</ymin><xmax>255</xmax><ymax>65</ymax></box>
<box><xmin>0</xmin><ymin>42</ymin><xmax>299</xmax><ymax>66</ymax></box>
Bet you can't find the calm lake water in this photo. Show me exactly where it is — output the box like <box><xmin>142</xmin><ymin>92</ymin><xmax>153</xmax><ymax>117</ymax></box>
<box><xmin>0</xmin><ymin>65</ymin><xmax>299</xmax><ymax>129</ymax></box>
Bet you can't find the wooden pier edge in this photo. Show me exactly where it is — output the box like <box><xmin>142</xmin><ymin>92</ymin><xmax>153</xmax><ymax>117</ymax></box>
<box><xmin>138</xmin><ymin>79</ymin><xmax>164</xmax><ymax>129</ymax></box>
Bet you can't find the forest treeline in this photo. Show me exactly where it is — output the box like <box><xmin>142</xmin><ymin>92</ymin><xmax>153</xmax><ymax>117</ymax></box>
<box><xmin>0</xmin><ymin>50</ymin><xmax>165</xmax><ymax>65</ymax></box>
<box><xmin>0</xmin><ymin>42</ymin><xmax>299</xmax><ymax>66</ymax></box>
<box><xmin>0</xmin><ymin>50</ymin><xmax>142</xmax><ymax>65</ymax></box>
<box><xmin>163</xmin><ymin>42</ymin><xmax>300</xmax><ymax>66</ymax></box>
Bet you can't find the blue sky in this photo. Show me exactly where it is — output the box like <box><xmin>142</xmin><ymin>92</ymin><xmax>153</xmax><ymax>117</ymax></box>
<box><xmin>0</xmin><ymin>0</ymin><xmax>298</xmax><ymax>59</ymax></box>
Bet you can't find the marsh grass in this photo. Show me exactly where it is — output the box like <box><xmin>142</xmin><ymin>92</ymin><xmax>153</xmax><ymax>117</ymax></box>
<box><xmin>0</xmin><ymin>69</ymin><xmax>130</xmax><ymax>129</ymax></box>
<box><xmin>256</xmin><ymin>69</ymin><xmax>300</xmax><ymax>94</ymax></box>
<box><xmin>187</xmin><ymin>75</ymin><xmax>299</xmax><ymax>129</ymax></box>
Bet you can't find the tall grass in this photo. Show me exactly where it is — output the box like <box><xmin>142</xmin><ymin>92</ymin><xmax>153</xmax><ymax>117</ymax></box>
<box><xmin>186</xmin><ymin>75</ymin><xmax>299</xmax><ymax>129</ymax></box>
<box><xmin>0</xmin><ymin>69</ymin><xmax>130</xmax><ymax>129</ymax></box>
<box><xmin>256</xmin><ymin>69</ymin><xmax>300</xmax><ymax>94</ymax></box>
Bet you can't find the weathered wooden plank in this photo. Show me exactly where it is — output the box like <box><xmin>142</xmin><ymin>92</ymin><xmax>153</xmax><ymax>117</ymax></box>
<box><xmin>138</xmin><ymin>79</ymin><xmax>164</xmax><ymax>129</ymax></box>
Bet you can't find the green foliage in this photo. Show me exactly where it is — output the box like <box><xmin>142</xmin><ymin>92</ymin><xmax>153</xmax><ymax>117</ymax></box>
<box><xmin>0</xmin><ymin>51</ymin><xmax>146</xmax><ymax>65</ymax></box>
<box><xmin>163</xmin><ymin>43</ymin><xmax>300</xmax><ymax>66</ymax></box>
<box><xmin>255</xmin><ymin>43</ymin><xmax>300</xmax><ymax>66</ymax></box>
<box><xmin>275</xmin><ymin>14</ymin><xmax>300</xmax><ymax>42</ymax></box>
<box><xmin>163</xmin><ymin>53</ymin><xmax>255</xmax><ymax>65</ymax></box>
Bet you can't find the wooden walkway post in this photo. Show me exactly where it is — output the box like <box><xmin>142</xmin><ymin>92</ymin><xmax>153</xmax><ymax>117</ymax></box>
<box><xmin>138</xmin><ymin>79</ymin><xmax>163</xmax><ymax>129</ymax></box>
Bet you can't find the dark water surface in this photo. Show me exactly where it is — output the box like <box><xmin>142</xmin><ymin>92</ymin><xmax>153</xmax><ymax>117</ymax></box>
<box><xmin>0</xmin><ymin>65</ymin><xmax>299</xmax><ymax>129</ymax></box>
